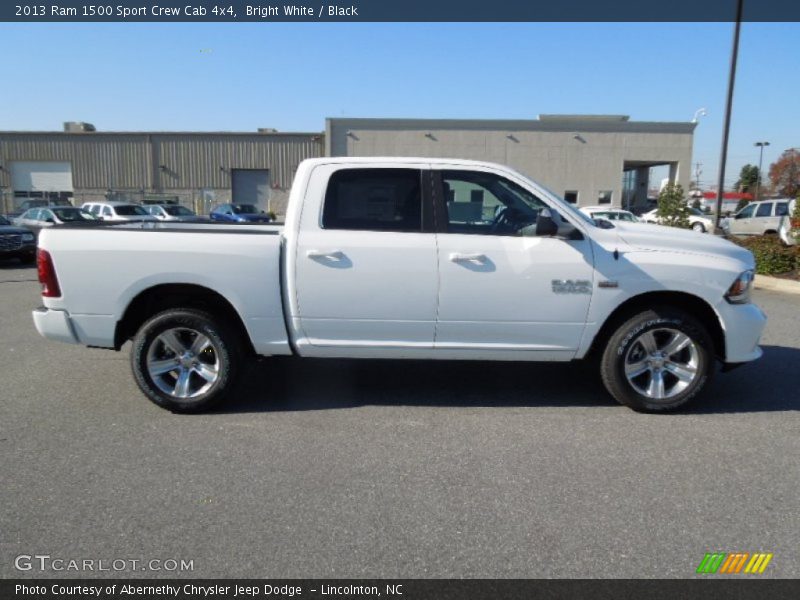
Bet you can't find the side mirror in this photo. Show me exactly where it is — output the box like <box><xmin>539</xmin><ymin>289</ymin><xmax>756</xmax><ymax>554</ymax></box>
<box><xmin>535</xmin><ymin>208</ymin><xmax>559</xmax><ymax>237</ymax></box>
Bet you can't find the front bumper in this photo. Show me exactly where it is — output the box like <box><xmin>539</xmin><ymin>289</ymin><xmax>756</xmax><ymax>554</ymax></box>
<box><xmin>32</xmin><ymin>307</ymin><xmax>80</xmax><ymax>345</ymax></box>
<box><xmin>716</xmin><ymin>301</ymin><xmax>767</xmax><ymax>364</ymax></box>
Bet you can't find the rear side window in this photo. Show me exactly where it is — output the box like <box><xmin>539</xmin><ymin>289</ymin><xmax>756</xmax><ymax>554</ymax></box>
<box><xmin>756</xmin><ymin>202</ymin><xmax>772</xmax><ymax>217</ymax></box>
<box><xmin>776</xmin><ymin>202</ymin><xmax>789</xmax><ymax>217</ymax></box>
<box><xmin>322</xmin><ymin>168</ymin><xmax>422</xmax><ymax>232</ymax></box>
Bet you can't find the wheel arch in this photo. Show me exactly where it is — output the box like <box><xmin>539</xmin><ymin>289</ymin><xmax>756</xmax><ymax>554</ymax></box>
<box><xmin>114</xmin><ymin>283</ymin><xmax>255</xmax><ymax>355</ymax></box>
<box><xmin>586</xmin><ymin>291</ymin><xmax>725</xmax><ymax>362</ymax></box>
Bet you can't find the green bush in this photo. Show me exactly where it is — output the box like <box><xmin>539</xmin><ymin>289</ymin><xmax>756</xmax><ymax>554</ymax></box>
<box><xmin>732</xmin><ymin>235</ymin><xmax>800</xmax><ymax>275</ymax></box>
<box><xmin>656</xmin><ymin>184</ymin><xmax>691</xmax><ymax>228</ymax></box>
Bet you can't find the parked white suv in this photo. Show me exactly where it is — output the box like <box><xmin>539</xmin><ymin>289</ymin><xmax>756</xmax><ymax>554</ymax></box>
<box><xmin>778</xmin><ymin>198</ymin><xmax>797</xmax><ymax>246</ymax></box>
<box><xmin>81</xmin><ymin>201</ymin><xmax>156</xmax><ymax>222</ymax></box>
<box><xmin>723</xmin><ymin>199</ymin><xmax>791</xmax><ymax>237</ymax></box>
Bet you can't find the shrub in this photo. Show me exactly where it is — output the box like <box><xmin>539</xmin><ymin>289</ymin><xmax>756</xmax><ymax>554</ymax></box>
<box><xmin>733</xmin><ymin>235</ymin><xmax>800</xmax><ymax>275</ymax></box>
<box><xmin>656</xmin><ymin>184</ymin><xmax>690</xmax><ymax>228</ymax></box>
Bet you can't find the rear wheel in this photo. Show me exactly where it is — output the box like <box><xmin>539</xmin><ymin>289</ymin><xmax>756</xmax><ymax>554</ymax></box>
<box><xmin>692</xmin><ymin>222</ymin><xmax>705</xmax><ymax>233</ymax></box>
<box><xmin>600</xmin><ymin>308</ymin><xmax>714</xmax><ymax>412</ymax></box>
<box><xmin>131</xmin><ymin>308</ymin><xmax>242</xmax><ymax>412</ymax></box>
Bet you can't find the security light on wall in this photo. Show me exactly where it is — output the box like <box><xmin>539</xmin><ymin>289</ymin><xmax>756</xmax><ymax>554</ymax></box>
<box><xmin>573</xmin><ymin>133</ymin><xmax>587</xmax><ymax>144</ymax></box>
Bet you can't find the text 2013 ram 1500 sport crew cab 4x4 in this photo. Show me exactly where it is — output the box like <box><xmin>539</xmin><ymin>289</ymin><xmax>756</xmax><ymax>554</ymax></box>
<box><xmin>33</xmin><ymin>158</ymin><xmax>766</xmax><ymax>413</ymax></box>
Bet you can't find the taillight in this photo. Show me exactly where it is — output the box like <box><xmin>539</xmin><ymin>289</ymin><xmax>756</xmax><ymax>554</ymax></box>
<box><xmin>37</xmin><ymin>249</ymin><xmax>62</xmax><ymax>298</ymax></box>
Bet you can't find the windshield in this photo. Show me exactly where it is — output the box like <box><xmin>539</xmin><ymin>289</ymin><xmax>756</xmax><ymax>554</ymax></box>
<box><xmin>53</xmin><ymin>207</ymin><xmax>96</xmax><ymax>222</ymax></box>
<box><xmin>231</xmin><ymin>204</ymin><xmax>258</xmax><ymax>214</ymax></box>
<box><xmin>689</xmin><ymin>207</ymin><xmax>706</xmax><ymax>216</ymax></box>
<box><xmin>165</xmin><ymin>205</ymin><xmax>194</xmax><ymax>216</ymax></box>
<box><xmin>513</xmin><ymin>174</ymin><xmax>596</xmax><ymax>227</ymax></box>
<box><xmin>114</xmin><ymin>205</ymin><xmax>148</xmax><ymax>216</ymax></box>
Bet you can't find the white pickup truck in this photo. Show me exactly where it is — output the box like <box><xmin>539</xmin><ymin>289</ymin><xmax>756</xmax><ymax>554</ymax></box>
<box><xmin>33</xmin><ymin>158</ymin><xmax>766</xmax><ymax>413</ymax></box>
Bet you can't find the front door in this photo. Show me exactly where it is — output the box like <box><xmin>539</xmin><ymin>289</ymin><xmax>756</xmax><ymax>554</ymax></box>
<box><xmin>432</xmin><ymin>168</ymin><xmax>594</xmax><ymax>357</ymax></box>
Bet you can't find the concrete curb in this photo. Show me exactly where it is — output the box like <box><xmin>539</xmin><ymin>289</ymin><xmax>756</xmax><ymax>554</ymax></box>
<box><xmin>754</xmin><ymin>274</ymin><xmax>800</xmax><ymax>295</ymax></box>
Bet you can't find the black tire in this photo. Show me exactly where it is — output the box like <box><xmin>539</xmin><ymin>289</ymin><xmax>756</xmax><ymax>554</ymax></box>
<box><xmin>600</xmin><ymin>307</ymin><xmax>714</xmax><ymax>412</ymax></box>
<box><xmin>131</xmin><ymin>308</ymin><xmax>242</xmax><ymax>413</ymax></box>
<box><xmin>692</xmin><ymin>222</ymin><xmax>705</xmax><ymax>233</ymax></box>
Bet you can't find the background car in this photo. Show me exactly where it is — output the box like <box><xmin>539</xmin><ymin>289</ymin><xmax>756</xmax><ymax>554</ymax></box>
<box><xmin>13</xmin><ymin>206</ymin><xmax>98</xmax><ymax>237</ymax></box>
<box><xmin>209</xmin><ymin>203</ymin><xmax>272</xmax><ymax>223</ymax></box>
<box><xmin>641</xmin><ymin>206</ymin><xmax>714</xmax><ymax>233</ymax></box>
<box><xmin>578</xmin><ymin>206</ymin><xmax>640</xmax><ymax>223</ymax></box>
<box><xmin>6</xmin><ymin>198</ymin><xmax>73</xmax><ymax>219</ymax></box>
<box><xmin>143</xmin><ymin>204</ymin><xmax>206</xmax><ymax>222</ymax></box>
<box><xmin>723</xmin><ymin>199</ymin><xmax>790</xmax><ymax>237</ymax></box>
<box><xmin>0</xmin><ymin>215</ymin><xmax>37</xmax><ymax>264</ymax></box>
<box><xmin>81</xmin><ymin>201</ymin><xmax>157</xmax><ymax>222</ymax></box>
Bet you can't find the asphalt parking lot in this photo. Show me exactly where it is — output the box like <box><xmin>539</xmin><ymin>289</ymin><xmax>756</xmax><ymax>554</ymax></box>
<box><xmin>1</xmin><ymin>259</ymin><xmax>798</xmax><ymax>579</ymax></box>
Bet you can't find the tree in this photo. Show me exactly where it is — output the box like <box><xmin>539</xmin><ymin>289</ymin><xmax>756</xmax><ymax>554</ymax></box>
<box><xmin>735</xmin><ymin>164</ymin><xmax>760</xmax><ymax>193</ymax></box>
<box><xmin>769</xmin><ymin>149</ymin><xmax>800</xmax><ymax>198</ymax></box>
<box><xmin>656</xmin><ymin>183</ymin><xmax>690</xmax><ymax>228</ymax></box>
<box><xmin>735</xmin><ymin>197</ymin><xmax>750</xmax><ymax>212</ymax></box>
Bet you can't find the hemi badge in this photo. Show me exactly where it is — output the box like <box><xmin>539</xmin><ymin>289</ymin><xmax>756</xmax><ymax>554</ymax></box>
<box><xmin>599</xmin><ymin>280</ymin><xmax>619</xmax><ymax>289</ymax></box>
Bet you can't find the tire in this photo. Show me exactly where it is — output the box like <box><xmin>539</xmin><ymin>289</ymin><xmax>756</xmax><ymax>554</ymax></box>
<box><xmin>600</xmin><ymin>307</ymin><xmax>714</xmax><ymax>412</ymax></box>
<box><xmin>131</xmin><ymin>308</ymin><xmax>242</xmax><ymax>412</ymax></box>
<box><xmin>692</xmin><ymin>222</ymin><xmax>705</xmax><ymax>233</ymax></box>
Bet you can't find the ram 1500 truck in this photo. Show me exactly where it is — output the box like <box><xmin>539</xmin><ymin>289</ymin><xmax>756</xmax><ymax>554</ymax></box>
<box><xmin>32</xmin><ymin>158</ymin><xmax>766</xmax><ymax>413</ymax></box>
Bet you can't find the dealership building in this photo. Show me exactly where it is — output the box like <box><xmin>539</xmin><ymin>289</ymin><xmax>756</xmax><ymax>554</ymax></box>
<box><xmin>0</xmin><ymin>115</ymin><xmax>695</xmax><ymax>216</ymax></box>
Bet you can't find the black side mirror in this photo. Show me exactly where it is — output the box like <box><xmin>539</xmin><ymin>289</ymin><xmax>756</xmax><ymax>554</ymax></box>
<box><xmin>535</xmin><ymin>208</ymin><xmax>559</xmax><ymax>237</ymax></box>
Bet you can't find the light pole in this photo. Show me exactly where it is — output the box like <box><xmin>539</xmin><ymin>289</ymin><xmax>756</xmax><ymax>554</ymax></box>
<box><xmin>754</xmin><ymin>141</ymin><xmax>770</xmax><ymax>200</ymax></box>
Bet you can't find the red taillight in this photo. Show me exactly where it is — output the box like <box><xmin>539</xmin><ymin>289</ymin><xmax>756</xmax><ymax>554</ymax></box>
<box><xmin>37</xmin><ymin>249</ymin><xmax>62</xmax><ymax>298</ymax></box>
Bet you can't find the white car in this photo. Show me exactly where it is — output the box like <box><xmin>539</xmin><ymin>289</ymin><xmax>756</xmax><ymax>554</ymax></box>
<box><xmin>81</xmin><ymin>201</ymin><xmax>156</xmax><ymax>222</ymax></box>
<box><xmin>33</xmin><ymin>157</ymin><xmax>765</xmax><ymax>414</ymax></box>
<box><xmin>579</xmin><ymin>206</ymin><xmax>640</xmax><ymax>223</ymax></box>
<box><xmin>641</xmin><ymin>207</ymin><xmax>714</xmax><ymax>233</ymax></box>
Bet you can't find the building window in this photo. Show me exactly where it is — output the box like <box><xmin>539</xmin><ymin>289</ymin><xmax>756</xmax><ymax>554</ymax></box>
<box><xmin>598</xmin><ymin>190</ymin><xmax>613</xmax><ymax>205</ymax></box>
<box><xmin>564</xmin><ymin>191</ymin><xmax>578</xmax><ymax>204</ymax></box>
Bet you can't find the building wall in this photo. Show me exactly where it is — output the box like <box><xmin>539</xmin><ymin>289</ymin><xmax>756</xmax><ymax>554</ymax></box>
<box><xmin>0</xmin><ymin>132</ymin><xmax>323</xmax><ymax>216</ymax></box>
<box><xmin>326</xmin><ymin>118</ymin><xmax>695</xmax><ymax>208</ymax></box>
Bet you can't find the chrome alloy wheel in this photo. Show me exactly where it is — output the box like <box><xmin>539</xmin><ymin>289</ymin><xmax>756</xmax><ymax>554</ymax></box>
<box><xmin>623</xmin><ymin>328</ymin><xmax>700</xmax><ymax>401</ymax></box>
<box><xmin>145</xmin><ymin>327</ymin><xmax>220</xmax><ymax>399</ymax></box>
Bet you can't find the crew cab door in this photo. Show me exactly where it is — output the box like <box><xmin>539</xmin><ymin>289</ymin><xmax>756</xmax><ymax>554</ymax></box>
<box><xmin>432</xmin><ymin>167</ymin><xmax>594</xmax><ymax>358</ymax></box>
<box><xmin>292</xmin><ymin>163</ymin><xmax>438</xmax><ymax>354</ymax></box>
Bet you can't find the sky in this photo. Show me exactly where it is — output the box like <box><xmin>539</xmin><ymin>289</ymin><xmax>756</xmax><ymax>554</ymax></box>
<box><xmin>2</xmin><ymin>21</ymin><xmax>798</xmax><ymax>190</ymax></box>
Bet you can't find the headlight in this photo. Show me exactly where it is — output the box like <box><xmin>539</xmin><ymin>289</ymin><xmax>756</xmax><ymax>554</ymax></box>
<box><xmin>21</xmin><ymin>233</ymin><xmax>35</xmax><ymax>242</ymax></box>
<box><xmin>725</xmin><ymin>270</ymin><xmax>754</xmax><ymax>304</ymax></box>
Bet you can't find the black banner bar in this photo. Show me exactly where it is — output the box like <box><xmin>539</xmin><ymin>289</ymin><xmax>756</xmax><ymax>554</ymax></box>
<box><xmin>3</xmin><ymin>0</ymin><xmax>800</xmax><ymax>23</ymax></box>
<box><xmin>4</xmin><ymin>579</ymin><xmax>800</xmax><ymax>600</ymax></box>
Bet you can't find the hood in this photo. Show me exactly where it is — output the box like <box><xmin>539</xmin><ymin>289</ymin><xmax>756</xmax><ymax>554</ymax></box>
<box><xmin>612</xmin><ymin>222</ymin><xmax>754</xmax><ymax>267</ymax></box>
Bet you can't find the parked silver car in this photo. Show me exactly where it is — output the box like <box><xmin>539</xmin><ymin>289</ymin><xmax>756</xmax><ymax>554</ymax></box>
<box><xmin>143</xmin><ymin>204</ymin><xmax>205</xmax><ymax>222</ymax></box>
<box><xmin>14</xmin><ymin>206</ymin><xmax>98</xmax><ymax>237</ymax></box>
<box><xmin>723</xmin><ymin>199</ymin><xmax>790</xmax><ymax>237</ymax></box>
<box><xmin>81</xmin><ymin>201</ymin><xmax>157</xmax><ymax>222</ymax></box>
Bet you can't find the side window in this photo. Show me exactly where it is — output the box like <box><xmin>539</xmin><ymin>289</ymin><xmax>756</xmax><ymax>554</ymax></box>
<box><xmin>27</xmin><ymin>209</ymin><xmax>41</xmax><ymax>220</ymax></box>
<box><xmin>756</xmin><ymin>202</ymin><xmax>772</xmax><ymax>218</ymax></box>
<box><xmin>103</xmin><ymin>206</ymin><xmax>113</xmax><ymax>217</ymax></box>
<box><xmin>440</xmin><ymin>170</ymin><xmax>548</xmax><ymax>236</ymax></box>
<box><xmin>41</xmin><ymin>210</ymin><xmax>53</xmax><ymax>221</ymax></box>
<box><xmin>738</xmin><ymin>204</ymin><xmax>755</xmax><ymax>218</ymax></box>
<box><xmin>776</xmin><ymin>202</ymin><xmax>789</xmax><ymax>217</ymax></box>
<box><xmin>322</xmin><ymin>168</ymin><xmax>422</xmax><ymax>232</ymax></box>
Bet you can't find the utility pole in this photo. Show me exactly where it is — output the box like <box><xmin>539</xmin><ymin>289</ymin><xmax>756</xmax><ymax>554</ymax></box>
<box><xmin>754</xmin><ymin>141</ymin><xmax>770</xmax><ymax>200</ymax></box>
<box><xmin>694</xmin><ymin>162</ymin><xmax>703</xmax><ymax>190</ymax></box>
<box><xmin>714</xmin><ymin>0</ymin><xmax>744</xmax><ymax>231</ymax></box>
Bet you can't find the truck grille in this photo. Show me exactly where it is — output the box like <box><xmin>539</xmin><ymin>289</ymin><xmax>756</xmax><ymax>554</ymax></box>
<box><xmin>0</xmin><ymin>234</ymin><xmax>23</xmax><ymax>251</ymax></box>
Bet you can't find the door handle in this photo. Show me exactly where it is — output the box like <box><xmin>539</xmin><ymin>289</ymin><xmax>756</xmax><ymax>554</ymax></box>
<box><xmin>307</xmin><ymin>249</ymin><xmax>345</xmax><ymax>260</ymax></box>
<box><xmin>449</xmin><ymin>252</ymin><xmax>486</xmax><ymax>263</ymax></box>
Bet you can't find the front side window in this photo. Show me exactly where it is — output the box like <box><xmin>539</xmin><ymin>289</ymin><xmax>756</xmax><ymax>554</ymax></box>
<box><xmin>756</xmin><ymin>202</ymin><xmax>773</xmax><ymax>218</ymax></box>
<box><xmin>440</xmin><ymin>170</ymin><xmax>548</xmax><ymax>236</ymax></box>
<box><xmin>737</xmin><ymin>204</ymin><xmax>755</xmax><ymax>219</ymax></box>
<box><xmin>322</xmin><ymin>168</ymin><xmax>422</xmax><ymax>232</ymax></box>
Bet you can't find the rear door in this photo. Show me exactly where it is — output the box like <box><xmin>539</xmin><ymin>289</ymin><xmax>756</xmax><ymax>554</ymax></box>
<box><xmin>432</xmin><ymin>167</ymin><xmax>594</xmax><ymax>358</ymax></box>
<box><xmin>753</xmin><ymin>202</ymin><xmax>775</xmax><ymax>234</ymax></box>
<box><xmin>293</xmin><ymin>164</ymin><xmax>439</xmax><ymax>353</ymax></box>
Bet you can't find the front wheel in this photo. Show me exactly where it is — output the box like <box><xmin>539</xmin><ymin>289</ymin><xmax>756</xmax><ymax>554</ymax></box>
<box><xmin>692</xmin><ymin>222</ymin><xmax>706</xmax><ymax>233</ymax></box>
<box><xmin>131</xmin><ymin>308</ymin><xmax>242</xmax><ymax>412</ymax></box>
<box><xmin>600</xmin><ymin>308</ymin><xmax>714</xmax><ymax>412</ymax></box>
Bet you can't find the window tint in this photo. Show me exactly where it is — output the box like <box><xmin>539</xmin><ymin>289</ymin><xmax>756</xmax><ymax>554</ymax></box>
<box><xmin>776</xmin><ymin>202</ymin><xmax>789</xmax><ymax>217</ymax></box>
<box><xmin>323</xmin><ymin>168</ymin><xmax>422</xmax><ymax>232</ymax></box>
<box><xmin>756</xmin><ymin>202</ymin><xmax>772</xmax><ymax>218</ymax></box>
<box><xmin>441</xmin><ymin>170</ymin><xmax>548</xmax><ymax>236</ymax></box>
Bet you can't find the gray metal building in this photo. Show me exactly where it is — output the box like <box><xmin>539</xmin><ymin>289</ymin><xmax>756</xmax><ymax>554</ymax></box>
<box><xmin>326</xmin><ymin>115</ymin><xmax>696</xmax><ymax>210</ymax></box>
<box><xmin>0</xmin><ymin>123</ymin><xmax>324</xmax><ymax>216</ymax></box>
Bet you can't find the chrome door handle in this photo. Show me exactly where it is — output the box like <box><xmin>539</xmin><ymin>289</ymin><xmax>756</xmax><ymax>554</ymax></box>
<box><xmin>307</xmin><ymin>249</ymin><xmax>344</xmax><ymax>260</ymax></box>
<box><xmin>449</xmin><ymin>252</ymin><xmax>486</xmax><ymax>263</ymax></box>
